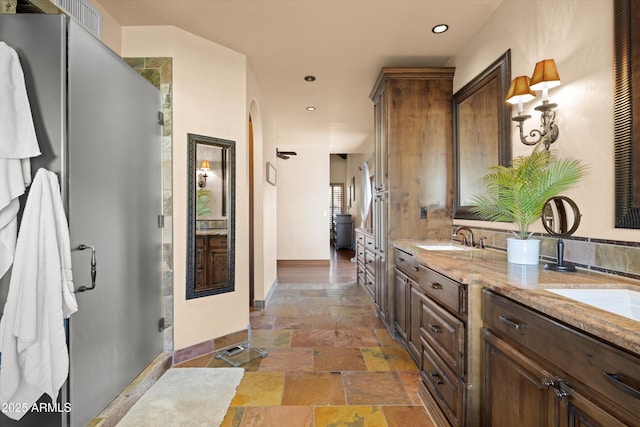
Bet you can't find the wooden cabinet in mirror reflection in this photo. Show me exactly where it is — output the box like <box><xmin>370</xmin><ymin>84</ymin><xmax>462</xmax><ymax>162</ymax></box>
<box><xmin>195</xmin><ymin>234</ymin><xmax>228</xmax><ymax>292</ymax></box>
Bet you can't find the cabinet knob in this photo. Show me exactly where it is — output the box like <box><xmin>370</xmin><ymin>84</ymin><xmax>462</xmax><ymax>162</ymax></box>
<box><xmin>428</xmin><ymin>323</ymin><xmax>441</xmax><ymax>334</ymax></box>
<box><xmin>430</xmin><ymin>282</ymin><xmax>443</xmax><ymax>290</ymax></box>
<box><xmin>430</xmin><ymin>372</ymin><xmax>444</xmax><ymax>385</ymax></box>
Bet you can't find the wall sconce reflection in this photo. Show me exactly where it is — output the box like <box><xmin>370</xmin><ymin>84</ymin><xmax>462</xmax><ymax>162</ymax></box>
<box><xmin>197</xmin><ymin>159</ymin><xmax>210</xmax><ymax>188</ymax></box>
<box><xmin>506</xmin><ymin>59</ymin><xmax>561</xmax><ymax>150</ymax></box>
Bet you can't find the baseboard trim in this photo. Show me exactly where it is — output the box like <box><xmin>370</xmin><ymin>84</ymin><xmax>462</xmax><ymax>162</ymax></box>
<box><xmin>277</xmin><ymin>259</ymin><xmax>330</xmax><ymax>267</ymax></box>
<box><xmin>253</xmin><ymin>277</ymin><xmax>278</xmax><ymax>309</ymax></box>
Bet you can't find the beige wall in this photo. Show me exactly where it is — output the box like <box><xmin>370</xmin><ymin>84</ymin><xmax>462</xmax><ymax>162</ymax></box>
<box><xmin>247</xmin><ymin>70</ymin><xmax>278</xmax><ymax>302</ymax></box>
<box><xmin>121</xmin><ymin>26</ymin><xmax>250</xmax><ymax>351</ymax></box>
<box><xmin>277</xmin><ymin>144</ymin><xmax>331</xmax><ymax>260</ymax></box>
<box><xmin>451</xmin><ymin>0</ymin><xmax>639</xmax><ymax>243</ymax></box>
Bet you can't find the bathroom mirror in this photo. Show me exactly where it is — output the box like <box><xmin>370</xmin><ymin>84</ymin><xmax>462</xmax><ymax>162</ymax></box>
<box><xmin>541</xmin><ymin>196</ymin><xmax>581</xmax><ymax>272</ymax></box>
<box><xmin>186</xmin><ymin>133</ymin><xmax>235</xmax><ymax>299</ymax></box>
<box><xmin>614</xmin><ymin>0</ymin><xmax>640</xmax><ymax>228</ymax></box>
<box><xmin>454</xmin><ymin>50</ymin><xmax>512</xmax><ymax>219</ymax></box>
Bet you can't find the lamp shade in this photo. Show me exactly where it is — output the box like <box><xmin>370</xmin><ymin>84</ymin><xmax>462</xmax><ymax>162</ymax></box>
<box><xmin>506</xmin><ymin>76</ymin><xmax>536</xmax><ymax>105</ymax></box>
<box><xmin>200</xmin><ymin>160</ymin><xmax>211</xmax><ymax>170</ymax></box>
<box><xmin>529</xmin><ymin>59</ymin><xmax>560</xmax><ymax>91</ymax></box>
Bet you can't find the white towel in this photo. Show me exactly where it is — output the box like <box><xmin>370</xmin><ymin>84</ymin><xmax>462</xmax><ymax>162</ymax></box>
<box><xmin>0</xmin><ymin>41</ymin><xmax>41</xmax><ymax>280</ymax></box>
<box><xmin>0</xmin><ymin>169</ymin><xmax>77</xmax><ymax>421</ymax></box>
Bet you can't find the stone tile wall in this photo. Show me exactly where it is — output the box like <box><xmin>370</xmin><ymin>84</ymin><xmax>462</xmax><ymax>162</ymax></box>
<box><xmin>125</xmin><ymin>57</ymin><xmax>174</xmax><ymax>351</ymax></box>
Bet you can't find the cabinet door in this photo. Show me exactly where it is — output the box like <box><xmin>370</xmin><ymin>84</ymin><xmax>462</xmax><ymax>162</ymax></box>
<box><xmin>408</xmin><ymin>287</ymin><xmax>424</xmax><ymax>364</ymax></box>
<box><xmin>373</xmin><ymin>91</ymin><xmax>388</xmax><ymax>191</ymax></box>
<box><xmin>206</xmin><ymin>235</ymin><xmax>228</xmax><ymax>290</ymax></box>
<box><xmin>484</xmin><ymin>329</ymin><xmax>558</xmax><ymax>427</ymax></box>
<box><xmin>394</xmin><ymin>269</ymin><xmax>409</xmax><ymax>340</ymax></box>
<box><xmin>557</xmin><ymin>382</ymin><xmax>629</xmax><ymax>427</ymax></box>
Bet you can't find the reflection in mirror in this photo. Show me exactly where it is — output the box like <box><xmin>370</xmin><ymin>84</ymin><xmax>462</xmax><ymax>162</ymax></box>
<box><xmin>454</xmin><ymin>50</ymin><xmax>512</xmax><ymax>219</ymax></box>
<box><xmin>187</xmin><ymin>133</ymin><xmax>235</xmax><ymax>299</ymax></box>
<box><xmin>541</xmin><ymin>196</ymin><xmax>581</xmax><ymax>272</ymax></box>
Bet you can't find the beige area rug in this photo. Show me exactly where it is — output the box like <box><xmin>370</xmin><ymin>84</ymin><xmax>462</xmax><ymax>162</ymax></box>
<box><xmin>116</xmin><ymin>368</ymin><xmax>244</xmax><ymax>427</ymax></box>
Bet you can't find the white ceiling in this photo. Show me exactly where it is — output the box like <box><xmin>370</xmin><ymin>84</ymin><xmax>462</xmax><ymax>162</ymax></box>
<box><xmin>96</xmin><ymin>0</ymin><xmax>503</xmax><ymax>154</ymax></box>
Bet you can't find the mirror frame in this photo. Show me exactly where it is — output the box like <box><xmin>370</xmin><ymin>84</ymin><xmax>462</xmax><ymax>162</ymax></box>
<box><xmin>541</xmin><ymin>196</ymin><xmax>581</xmax><ymax>238</ymax></box>
<box><xmin>614</xmin><ymin>0</ymin><xmax>640</xmax><ymax>228</ymax></box>
<box><xmin>453</xmin><ymin>50</ymin><xmax>512</xmax><ymax>219</ymax></box>
<box><xmin>186</xmin><ymin>133</ymin><xmax>236</xmax><ymax>299</ymax></box>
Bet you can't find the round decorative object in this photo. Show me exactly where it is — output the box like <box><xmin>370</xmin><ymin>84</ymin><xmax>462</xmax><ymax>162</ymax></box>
<box><xmin>541</xmin><ymin>196</ymin><xmax>582</xmax><ymax>272</ymax></box>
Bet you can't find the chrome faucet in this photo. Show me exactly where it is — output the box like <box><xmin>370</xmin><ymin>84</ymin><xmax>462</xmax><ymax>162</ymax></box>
<box><xmin>453</xmin><ymin>226</ymin><xmax>475</xmax><ymax>247</ymax></box>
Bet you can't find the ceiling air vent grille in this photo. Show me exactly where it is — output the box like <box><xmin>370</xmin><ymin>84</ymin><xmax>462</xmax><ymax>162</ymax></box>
<box><xmin>55</xmin><ymin>0</ymin><xmax>102</xmax><ymax>40</ymax></box>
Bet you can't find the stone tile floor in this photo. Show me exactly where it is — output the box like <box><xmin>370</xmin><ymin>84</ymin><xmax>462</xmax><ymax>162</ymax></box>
<box><xmin>175</xmin><ymin>252</ymin><xmax>436</xmax><ymax>426</ymax></box>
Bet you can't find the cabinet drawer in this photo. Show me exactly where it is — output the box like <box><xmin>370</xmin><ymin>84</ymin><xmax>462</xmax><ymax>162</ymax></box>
<box><xmin>484</xmin><ymin>290</ymin><xmax>640</xmax><ymax>418</ymax></box>
<box><xmin>356</xmin><ymin>244</ymin><xmax>366</xmax><ymax>263</ymax></box>
<box><xmin>421</xmin><ymin>296</ymin><xmax>465</xmax><ymax>377</ymax></box>
<box><xmin>364</xmin><ymin>234</ymin><xmax>375</xmax><ymax>251</ymax></box>
<box><xmin>364</xmin><ymin>249</ymin><xmax>376</xmax><ymax>273</ymax></box>
<box><xmin>420</xmin><ymin>266</ymin><xmax>465</xmax><ymax>316</ymax></box>
<box><xmin>356</xmin><ymin>231</ymin><xmax>366</xmax><ymax>246</ymax></box>
<box><xmin>394</xmin><ymin>248</ymin><xmax>420</xmax><ymax>279</ymax></box>
<box><xmin>364</xmin><ymin>270</ymin><xmax>375</xmax><ymax>298</ymax></box>
<box><xmin>421</xmin><ymin>338</ymin><xmax>464</xmax><ymax>427</ymax></box>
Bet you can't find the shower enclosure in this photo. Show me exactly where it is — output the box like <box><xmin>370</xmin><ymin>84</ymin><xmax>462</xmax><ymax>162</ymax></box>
<box><xmin>0</xmin><ymin>14</ymin><xmax>163</xmax><ymax>427</ymax></box>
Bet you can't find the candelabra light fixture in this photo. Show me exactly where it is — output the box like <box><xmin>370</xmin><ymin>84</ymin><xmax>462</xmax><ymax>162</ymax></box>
<box><xmin>506</xmin><ymin>59</ymin><xmax>561</xmax><ymax>150</ymax></box>
<box><xmin>197</xmin><ymin>159</ymin><xmax>210</xmax><ymax>188</ymax></box>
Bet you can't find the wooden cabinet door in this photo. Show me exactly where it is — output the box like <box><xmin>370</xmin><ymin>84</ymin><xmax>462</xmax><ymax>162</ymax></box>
<box><xmin>206</xmin><ymin>235</ymin><xmax>228</xmax><ymax>290</ymax></box>
<box><xmin>483</xmin><ymin>329</ymin><xmax>558</xmax><ymax>427</ymax></box>
<box><xmin>408</xmin><ymin>287</ymin><xmax>424</xmax><ymax>364</ymax></box>
<box><xmin>556</xmin><ymin>382</ymin><xmax>629</xmax><ymax>427</ymax></box>
<box><xmin>195</xmin><ymin>235</ymin><xmax>206</xmax><ymax>291</ymax></box>
<box><xmin>394</xmin><ymin>269</ymin><xmax>409</xmax><ymax>340</ymax></box>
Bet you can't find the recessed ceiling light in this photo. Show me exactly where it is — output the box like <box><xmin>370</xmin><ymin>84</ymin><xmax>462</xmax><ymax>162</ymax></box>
<box><xmin>306</xmin><ymin>106</ymin><xmax>316</xmax><ymax>111</ymax></box>
<box><xmin>432</xmin><ymin>24</ymin><xmax>449</xmax><ymax>34</ymax></box>
<box><xmin>304</xmin><ymin>75</ymin><xmax>316</xmax><ymax>82</ymax></box>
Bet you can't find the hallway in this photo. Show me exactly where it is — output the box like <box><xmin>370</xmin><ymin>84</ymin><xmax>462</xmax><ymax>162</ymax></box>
<box><xmin>176</xmin><ymin>248</ymin><xmax>435</xmax><ymax>426</ymax></box>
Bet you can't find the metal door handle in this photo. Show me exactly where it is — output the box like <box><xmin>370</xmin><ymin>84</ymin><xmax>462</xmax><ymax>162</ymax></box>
<box><xmin>603</xmin><ymin>372</ymin><xmax>640</xmax><ymax>399</ymax></box>
<box><xmin>499</xmin><ymin>315</ymin><xmax>527</xmax><ymax>331</ymax></box>
<box><xmin>76</xmin><ymin>244</ymin><xmax>97</xmax><ymax>292</ymax></box>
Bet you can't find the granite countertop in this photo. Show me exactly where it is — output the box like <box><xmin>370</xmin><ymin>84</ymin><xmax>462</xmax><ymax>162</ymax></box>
<box><xmin>393</xmin><ymin>240</ymin><xmax>640</xmax><ymax>356</ymax></box>
<box><xmin>196</xmin><ymin>230</ymin><xmax>228</xmax><ymax>236</ymax></box>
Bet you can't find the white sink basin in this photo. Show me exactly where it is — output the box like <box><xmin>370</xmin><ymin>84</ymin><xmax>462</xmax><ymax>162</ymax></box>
<box><xmin>417</xmin><ymin>244</ymin><xmax>470</xmax><ymax>251</ymax></box>
<box><xmin>546</xmin><ymin>288</ymin><xmax>640</xmax><ymax>321</ymax></box>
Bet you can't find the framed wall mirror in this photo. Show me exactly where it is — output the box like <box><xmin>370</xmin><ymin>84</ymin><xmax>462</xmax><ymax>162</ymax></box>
<box><xmin>614</xmin><ymin>0</ymin><xmax>640</xmax><ymax>228</ymax></box>
<box><xmin>453</xmin><ymin>50</ymin><xmax>512</xmax><ymax>219</ymax></box>
<box><xmin>186</xmin><ymin>133</ymin><xmax>235</xmax><ymax>299</ymax></box>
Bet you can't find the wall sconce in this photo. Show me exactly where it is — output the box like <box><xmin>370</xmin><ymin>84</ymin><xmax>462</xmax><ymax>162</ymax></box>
<box><xmin>197</xmin><ymin>159</ymin><xmax>210</xmax><ymax>188</ymax></box>
<box><xmin>506</xmin><ymin>59</ymin><xmax>561</xmax><ymax>150</ymax></box>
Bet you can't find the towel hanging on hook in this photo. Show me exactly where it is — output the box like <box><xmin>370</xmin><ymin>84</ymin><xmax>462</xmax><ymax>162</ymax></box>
<box><xmin>0</xmin><ymin>41</ymin><xmax>42</xmax><ymax>281</ymax></box>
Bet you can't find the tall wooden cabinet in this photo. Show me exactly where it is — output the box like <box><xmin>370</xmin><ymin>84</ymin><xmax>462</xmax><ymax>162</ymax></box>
<box><xmin>369</xmin><ymin>67</ymin><xmax>455</xmax><ymax>329</ymax></box>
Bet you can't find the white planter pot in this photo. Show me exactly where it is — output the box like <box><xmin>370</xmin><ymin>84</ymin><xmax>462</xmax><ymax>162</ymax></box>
<box><xmin>507</xmin><ymin>237</ymin><xmax>540</xmax><ymax>265</ymax></box>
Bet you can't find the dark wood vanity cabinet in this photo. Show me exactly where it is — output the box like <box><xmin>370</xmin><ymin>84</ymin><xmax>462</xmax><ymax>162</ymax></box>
<box><xmin>483</xmin><ymin>290</ymin><xmax>639</xmax><ymax>427</ymax></box>
<box><xmin>195</xmin><ymin>234</ymin><xmax>228</xmax><ymax>292</ymax></box>
<box><xmin>394</xmin><ymin>249</ymin><xmax>483</xmax><ymax>427</ymax></box>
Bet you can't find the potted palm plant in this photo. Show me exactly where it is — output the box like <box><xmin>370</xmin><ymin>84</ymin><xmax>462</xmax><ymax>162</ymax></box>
<box><xmin>470</xmin><ymin>146</ymin><xmax>586</xmax><ymax>264</ymax></box>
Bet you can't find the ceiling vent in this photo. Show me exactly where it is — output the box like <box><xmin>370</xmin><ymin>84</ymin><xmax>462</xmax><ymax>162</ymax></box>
<box><xmin>55</xmin><ymin>0</ymin><xmax>102</xmax><ymax>40</ymax></box>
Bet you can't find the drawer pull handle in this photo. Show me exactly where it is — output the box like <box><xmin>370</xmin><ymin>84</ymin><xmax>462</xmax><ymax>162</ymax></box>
<box><xmin>430</xmin><ymin>372</ymin><xmax>444</xmax><ymax>385</ymax></box>
<box><xmin>428</xmin><ymin>323</ymin><xmax>441</xmax><ymax>333</ymax></box>
<box><xmin>499</xmin><ymin>315</ymin><xmax>527</xmax><ymax>331</ymax></box>
<box><xmin>398</xmin><ymin>257</ymin><xmax>405</xmax><ymax>262</ymax></box>
<box><xmin>603</xmin><ymin>372</ymin><xmax>640</xmax><ymax>399</ymax></box>
<box><xmin>431</xmin><ymin>282</ymin><xmax>443</xmax><ymax>290</ymax></box>
<box><xmin>412</xmin><ymin>266</ymin><xmax>419</xmax><ymax>272</ymax></box>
